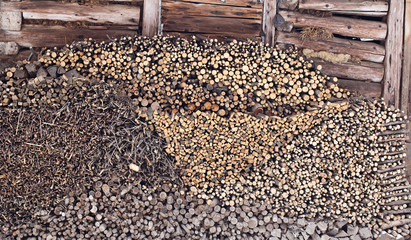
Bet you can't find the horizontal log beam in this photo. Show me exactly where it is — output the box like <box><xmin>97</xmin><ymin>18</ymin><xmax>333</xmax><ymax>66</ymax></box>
<box><xmin>175</xmin><ymin>0</ymin><xmax>262</xmax><ymax>8</ymax></box>
<box><xmin>279</xmin><ymin>10</ymin><xmax>387</xmax><ymax>40</ymax></box>
<box><xmin>276</xmin><ymin>32</ymin><xmax>385</xmax><ymax>63</ymax></box>
<box><xmin>0</xmin><ymin>1</ymin><xmax>140</xmax><ymax>25</ymax></box>
<box><xmin>337</xmin><ymin>79</ymin><xmax>381</xmax><ymax>98</ymax></box>
<box><xmin>0</xmin><ymin>25</ymin><xmax>137</xmax><ymax>48</ymax></box>
<box><xmin>162</xmin><ymin>15</ymin><xmax>261</xmax><ymax>36</ymax></box>
<box><xmin>165</xmin><ymin>31</ymin><xmax>260</xmax><ymax>41</ymax></box>
<box><xmin>299</xmin><ymin>0</ymin><xmax>388</xmax><ymax>16</ymax></box>
<box><xmin>312</xmin><ymin>59</ymin><xmax>384</xmax><ymax>82</ymax></box>
<box><xmin>162</xmin><ymin>1</ymin><xmax>262</xmax><ymax>19</ymax></box>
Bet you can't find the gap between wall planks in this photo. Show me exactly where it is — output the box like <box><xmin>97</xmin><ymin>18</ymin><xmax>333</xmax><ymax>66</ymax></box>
<box><xmin>142</xmin><ymin>0</ymin><xmax>160</xmax><ymax>37</ymax></box>
<box><xmin>383</xmin><ymin>0</ymin><xmax>404</xmax><ymax>108</ymax></box>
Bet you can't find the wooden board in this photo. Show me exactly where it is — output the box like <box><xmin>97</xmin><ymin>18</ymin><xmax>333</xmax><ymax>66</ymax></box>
<box><xmin>165</xmin><ymin>31</ymin><xmax>261</xmax><ymax>41</ymax></box>
<box><xmin>276</xmin><ymin>32</ymin><xmax>385</xmax><ymax>63</ymax></box>
<box><xmin>263</xmin><ymin>0</ymin><xmax>276</xmax><ymax>46</ymax></box>
<box><xmin>142</xmin><ymin>0</ymin><xmax>160</xmax><ymax>37</ymax></box>
<box><xmin>299</xmin><ymin>0</ymin><xmax>388</xmax><ymax>16</ymax></box>
<box><xmin>401</xmin><ymin>0</ymin><xmax>411</xmax><ymax>115</ymax></box>
<box><xmin>176</xmin><ymin>0</ymin><xmax>262</xmax><ymax>8</ymax></box>
<box><xmin>383</xmin><ymin>0</ymin><xmax>405</xmax><ymax>108</ymax></box>
<box><xmin>0</xmin><ymin>1</ymin><xmax>140</xmax><ymax>26</ymax></box>
<box><xmin>312</xmin><ymin>59</ymin><xmax>384</xmax><ymax>82</ymax></box>
<box><xmin>162</xmin><ymin>1</ymin><xmax>262</xmax><ymax>19</ymax></box>
<box><xmin>0</xmin><ymin>25</ymin><xmax>137</xmax><ymax>48</ymax></box>
<box><xmin>162</xmin><ymin>15</ymin><xmax>261</xmax><ymax>36</ymax></box>
<box><xmin>279</xmin><ymin>10</ymin><xmax>387</xmax><ymax>40</ymax></box>
<box><xmin>337</xmin><ymin>79</ymin><xmax>381</xmax><ymax>98</ymax></box>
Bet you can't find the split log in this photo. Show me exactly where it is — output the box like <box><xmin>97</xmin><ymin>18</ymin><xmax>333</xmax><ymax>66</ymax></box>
<box><xmin>311</xmin><ymin>60</ymin><xmax>384</xmax><ymax>82</ymax></box>
<box><xmin>0</xmin><ymin>1</ymin><xmax>140</xmax><ymax>26</ymax></box>
<box><xmin>299</xmin><ymin>0</ymin><xmax>388</xmax><ymax>16</ymax></box>
<box><xmin>382</xmin><ymin>219</ymin><xmax>411</xmax><ymax>230</ymax></box>
<box><xmin>0</xmin><ymin>25</ymin><xmax>137</xmax><ymax>48</ymax></box>
<box><xmin>276</xmin><ymin>32</ymin><xmax>385</xmax><ymax>63</ymax></box>
<box><xmin>279</xmin><ymin>10</ymin><xmax>387</xmax><ymax>40</ymax></box>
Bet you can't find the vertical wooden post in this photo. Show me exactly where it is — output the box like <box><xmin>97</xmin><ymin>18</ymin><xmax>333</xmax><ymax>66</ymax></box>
<box><xmin>142</xmin><ymin>0</ymin><xmax>161</xmax><ymax>37</ymax></box>
<box><xmin>263</xmin><ymin>0</ymin><xmax>276</xmax><ymax>46</ymax></box>
<box><xmin>0</xmin><ymin>5</ymin><xmax>21</xmax><ymax>55</ymax></box>
<box><xmin>383</xmin><ymin>0</ymin><xmax>405</xmax><ymax>108</ymax></box>
<box><xmin>402</xmin><ymin>0</ymin><xmax>411</xmax><ymax>115</ymax></box>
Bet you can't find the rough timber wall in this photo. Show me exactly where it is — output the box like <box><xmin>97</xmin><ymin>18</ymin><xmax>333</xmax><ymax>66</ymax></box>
<box><xmin>161</xmin><ymin>0</ymin><xmax>263</xmax><ymax>40</ymax></box>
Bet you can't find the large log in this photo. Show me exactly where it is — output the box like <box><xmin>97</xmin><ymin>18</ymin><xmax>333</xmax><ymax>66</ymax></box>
<box><xmin>383</xmin><ymin>0</ymin><xmax>405</xmax><ymax>108</ymax></box>
<box><xmin>279</xmin><ymin>10</ymin><xmax>387</xmax><ymax>40</ymax></box>
<box><xmin>162</xmin><ymin>1</ymin><xmax>262</xmax><ymax>19</ymax></box>
<box><xmin>165</xmin><ymin>31</ymin><xmax>260</xmax><ymax>41</ymax></box>
<box><xmin>0</xmin><ymin>25</ymin><xmax>137</xmax><ymax>48</ymax></box>
<box><xmin>176</xmin><ymin>0</ymin><xmax>261</xmax><ymax>8</ymax></box>
<box><xmin>312</xmin><ymin>59</ymin><xmax>384</xmax><ymax>82</ymax></box>
<box><xmin>276</xmin><ymin>32</ymin><xmax>385</xmax><ymax>63</ymax></box>
<box><xmin>162</xmin><ymin>15</ymin><xmax>261</xmax><ymax>36</ymax></box>
<box><xmin>337</xmin><ymin>79</ymin><xmax>381</xmax><ymax>98</ymax></box>
<box><xmin>0</xmin><ymin>1</ymin><xmax>140</xmax><ymax>26</ymax></box>
<box><xmin>263</xmin><ymin>0</ymin><xmax>276</xmax><ymax>46</ymax></box>
<box><xmin>299</xmin><ymin>0</ymin><xmax>388</xmax><ymax>16</ymax></box>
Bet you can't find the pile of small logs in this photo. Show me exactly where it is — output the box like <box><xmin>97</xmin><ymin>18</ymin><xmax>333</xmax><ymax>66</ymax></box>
<box><xmin>0</xmin><ymin>35</ymin><xmax>410</xmax><ymax>238</ymax></box>
<box><xmin>1</xmin><ymin>182</ymin><xmax>409</xmax><ymax>240</ymax></box>
<box><xmin>35</xmin><ymin>35</ymin><xmax>347</xmax><ymax>117</ymax></box>
<box><xmin>0</xmin><ymin>93</ymin><xmax>178</xmax><ymax>224</ymax></box>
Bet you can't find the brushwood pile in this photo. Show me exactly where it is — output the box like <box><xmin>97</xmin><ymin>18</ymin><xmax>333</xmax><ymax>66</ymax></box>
<box><xmin>0</xmin><ymin>35</ymin><xmax>410</xmax><ymax>240</ymax></box>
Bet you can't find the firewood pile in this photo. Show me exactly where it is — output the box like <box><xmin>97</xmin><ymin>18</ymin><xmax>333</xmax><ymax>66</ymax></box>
<box><xmin>0</xmin><ymin>35</ymin><xmax>410</xmax><ymax>239</ymax></box>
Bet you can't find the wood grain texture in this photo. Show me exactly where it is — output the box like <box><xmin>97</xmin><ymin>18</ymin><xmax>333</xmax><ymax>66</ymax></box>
<box><xmin>312</xmin><ymin>59</ymin><xmax>384</xmax><ymax>82</ymax></box>
<box><xmin>162</xmin><ymin>1</ymin><xmax>262</xmax><ymax>19</ymax></box>
<box><xmin>276</xmin><ymin>32</ymin><xmax>385</xmax><ymax>63</ymax></box>
<box><xmin>383</xmin><ymin>0</ymin><xmax>405</xmax><ymax>108</ymax></box>
<box><xmin>142</xmin><ymin>0</ymin><xmax>160</xmax><ymax>37</ymax></box>
<box><xmin>401</xmin><ymin>0</ymin><xmax>411</xmax><ymax>115</ymax></box>
<box><xmin>165</xmin><ymin>31</ymin><xmax>261</xmax><ymax>41</ymax></box>
<box><xmin>162</xmin><ymin>15</ymin><xmax>261</xmax><ymax>35</ymax></box>
<box><xmin>177</xmin><ymin>0</ymin><xmax>261</xmax><ymax>7</ymax></box>
<box><xmin>279</xmin><ymin>10</ymin><xmax>387</xmax><ymax>40</ymax></box>
<box><xmin>299</xmin><ymin>0</ymin><xmax>388</xmax><ymax>16</ymax></box>
<box><xmin>0</xmin><ymin>25</ymin><xmax>137</xmax><ymax>48</ymax></box>
<box><xmin>0</xmin><ymin>1</ymin><xmax>140</xmax><ymax>25</ymax></box>
<box><xmin>337</xmin><ymin>79</ymin><xmax>381</xmax><ymax>98</ymax></box>
<box><xmin>263</xmin><ymin>0</ymin><xmax>276</xmax><ymax>46</ymax></box>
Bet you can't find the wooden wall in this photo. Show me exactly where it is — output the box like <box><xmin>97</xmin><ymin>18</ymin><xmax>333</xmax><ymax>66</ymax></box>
<box><xmin>161</xmin><ymin>0</ymin><xmax>263</xmax><ymax>41</ymax></box>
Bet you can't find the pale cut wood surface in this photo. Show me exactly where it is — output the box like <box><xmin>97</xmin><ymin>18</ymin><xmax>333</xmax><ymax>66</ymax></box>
<box><xmin>0</xmin><ymin>25</ymin><xmax>137</xmax><ymax>47</ymax></box>
<box><xmin>279</xmin><ymin>10</ymin><xmax>387</xmax><ymax>40</ymax></box>
<box><xmin>401</xmin><ymin>0</ymin><xmax>411</xmax><ymax>114</ymax></box>
<box><xmin>263</xmin><ymin>0</ymin><xmax>276</xmax><ymax>46</ymax></box>
<box><xmin>299</xmin><ymin>0</ymin><xmax>388</xmax><ymax>16</ymax></box>
<box><xmin>162</xmin><ymin>1</ymin><xmax>262</xmax><ymax>19</ymax></box>
<box><xmin>312</xmin><ymin>59</ymin><xmax>384</xmax><ymax>82</ymax></box>
<box><xmin>383</xmin><ymin>0</ymin><xmax>404</xmax><ymax>108</ymax></box>
<box><xmin>142</xmin><ymin>0</ymin><xmax>160</xmax><ymax>37</ymax></box>
<box><xmin>337</xmin><ymin>79</ymin><xmax>381</xmax><ymax>98</ymax></box>
<box><xmin>0</xmin><ymin>1</ymin><xmax>140</xmax><ymax>25</ymax></box>
<box><xmin>276</xmin><ymin>32</ymin><xmax>385</xmax><ymax>63</ymax></box>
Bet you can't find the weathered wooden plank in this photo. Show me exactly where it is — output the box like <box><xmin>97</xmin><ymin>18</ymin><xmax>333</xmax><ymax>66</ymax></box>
<box><xmin>162</xmin><ymin>15</ymin><xmax>261</xmax><ymax>35</ymax></box>
<box><xmin>0</xmin><ymin>25</ymin><xmax>137</xmax><ymax>48</ymax></box>
<box><xmin>176</xmin><ymin>0</ymin><xmax>261</xmax><ymax>8</ymax></box>
<box><xmin>0</xmin><ymin>42</ymin><xmax>19</xmax><ymax>55</ymax></box>
<box><xmin>312</xmin><ymin>59</ymin><xmax>384</xmax><ymax>82</ymax></box>
<box><xmin>0</xmin><ymin>1</ymin><xmax>140</xmax><ymax>25</ymax></box>
<box><xmin>165</xmin><ymin>31</ymin><xmax>260</xmax><ymax>41</ymax></box>
<box><xmin>383</xmin><ymin>0</ymin><xmax>405</xmax><ymax>108</ymax></box>
<box><xmin>142</xmin><ymin>0</ymin><xmax>160</xmax><ymax>37</ymax></box>
<box><xmin>162</xmin><ymin>1</ymin><xmax>262</xmax><ymax>19</ymax></box>
<box><xmin>276</xmin><ymin>32</ymin><xmax>385</xmax><ymax>63</ymax></box>
<box><xmin>337</xmin><ymin>79</ymin><xmax>381</xmax><ymax>98</ymax></box>
<box><xmin>0</xmin><ymin>12</ymin><xmax>22</xmax><ymax>31</ymax></box>
<box><xmin>263</xmin><ymin>0</ymin><xmax>276</xmax><ymax>46</ymax></box>
<box><xmin>299</xmin><ymin>0</ymin><xmax>388</xmax><ymax>16</ymax></box>
<box><xmin>401</xmin><ymin>0</ymin><xmax>411</xmax><ymax>115</ymax></box>
<box><xmin>279</xmin><ymin>10</ymin><xmax>387</xmax><ymax>40</ymax></box>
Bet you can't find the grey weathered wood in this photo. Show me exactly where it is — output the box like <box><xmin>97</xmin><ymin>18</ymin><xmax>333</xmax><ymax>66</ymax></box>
<box><xmin>0</xmin><ymin>42</ymin><xmax>19</xmax><ymax>55</ymax></box>
<box><xmin>0</xmin><ymin>12</ymin><xmax>22</xmax><ymax>31</ymax></box>
<box><xmin>383</xmin><ymin>0</ymin><xmax>405</xmax><ymax>108</ymax></box>
<box><xmin>142</xmin><ymin>0</ymin><xmax>161</xmax><ymax>37</ymax></box>
<box><xmin>263</xmin><ymin>0</ymin><xmax>276</xmax><ymax>46</ymax></box>
<box><xmin>299</xmin><ymin>0</ymin><xmax>388</xmax><ymax>16</ymax></box>
<box><xmin>401</xmin><ymin>0</ymin><xmax>411</xmax><ymax>115</ymax></box>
